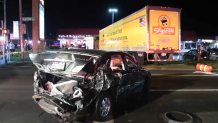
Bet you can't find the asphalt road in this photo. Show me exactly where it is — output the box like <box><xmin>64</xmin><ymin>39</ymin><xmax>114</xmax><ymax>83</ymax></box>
<box><xmin>0</xmin><ymin>67</ymin><xmax>218</xmax><ymax>123</ymax></box>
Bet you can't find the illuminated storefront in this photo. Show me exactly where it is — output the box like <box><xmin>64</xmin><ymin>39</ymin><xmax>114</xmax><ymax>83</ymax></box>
<box><xmin>57</xmin><ymin>29</ymin><xmax>100</xmax><ymax>48</ymax></box>
<box><xmin>214</xmin><ymin>40</ymin><xmax>218</xmax><ymax>48</ymax></box>
<box><xmin>197</xmin><ymin>36</ymin><xmax>215</xmax><ymax>50</ymax></box>
<box><xmin>181</xmin><ymin>31</ymin><xmax>198</xmax><ymax>52</ymax></box>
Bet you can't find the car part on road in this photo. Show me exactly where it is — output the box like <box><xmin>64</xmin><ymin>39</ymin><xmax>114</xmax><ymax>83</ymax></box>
<box><xmin>160</xmin><ymin>111</ymin><xmax>193</xmax><ymax>123</ymax></box>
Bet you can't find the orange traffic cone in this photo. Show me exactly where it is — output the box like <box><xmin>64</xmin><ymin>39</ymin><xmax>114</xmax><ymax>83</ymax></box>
<box><xmin>196</xmin><ymin>63</ymin><xmax>212</xmax><ymax>72</ymax></box>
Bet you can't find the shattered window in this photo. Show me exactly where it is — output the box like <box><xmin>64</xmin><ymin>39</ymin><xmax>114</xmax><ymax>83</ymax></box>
<box><xmin>125</xmin><ymin>56</ymin><xmax>137</xmax><ymax>70</ymax></box>
<box><xmin>100</xmin><ymin>54</ymin><xmax>110</xmax><ymax>65</ymax></box>
<box><xmin>110</xmin><ymin>55</ymin><xmax>125</xmax><ymax>71</ymax></box>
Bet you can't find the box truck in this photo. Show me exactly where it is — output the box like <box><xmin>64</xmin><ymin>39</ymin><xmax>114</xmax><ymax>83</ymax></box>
<box><xmin>99</xmin><ymin>6</ymin><xmax>182</xmax><ymax>64</ymax></box>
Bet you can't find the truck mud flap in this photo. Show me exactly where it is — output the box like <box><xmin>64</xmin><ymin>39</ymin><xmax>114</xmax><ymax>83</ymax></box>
<box><xmin>133</xmin><ymin>52</ymin><xmax>145</xmax><ymax>65</ymax></box>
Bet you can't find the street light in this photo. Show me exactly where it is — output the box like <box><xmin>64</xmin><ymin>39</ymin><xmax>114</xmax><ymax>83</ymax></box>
<box><xmin>109</xmin><ymin>8</ymin><xmax>118</xmax><ymax>23</ymax></box>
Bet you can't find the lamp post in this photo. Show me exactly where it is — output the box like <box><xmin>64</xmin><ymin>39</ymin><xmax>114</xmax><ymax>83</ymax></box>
<box><xmin>109</xmin><ymin>9</ymin><xmax>117</xmax><ymax>24</ymax></box>
<box><xmin>0</xmin><ymin>0</ymin><xmax>7</xmax><ymax>64</ymax></box>
<box><xmin>19</xmin><ymin>0</ymin><xmax>24</xmax><ymax>62</ymax></box>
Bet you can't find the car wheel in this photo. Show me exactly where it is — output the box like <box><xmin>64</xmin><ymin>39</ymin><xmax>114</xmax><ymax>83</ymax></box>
<box><xmin>92</xmin><ymin>92</ymin><xmax>112</xmax><ymax>122</ymax></box>
<box><xmin>216</xmin><ymin>58</ymin><xmax>218</xmax><ymax>61</ymax></box>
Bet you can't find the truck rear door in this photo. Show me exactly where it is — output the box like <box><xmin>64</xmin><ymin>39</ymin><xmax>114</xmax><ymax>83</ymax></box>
<box><xmin>149</xmin><ymin>9</ymin><xmax>180</xmax><ymax>50</ymax></box>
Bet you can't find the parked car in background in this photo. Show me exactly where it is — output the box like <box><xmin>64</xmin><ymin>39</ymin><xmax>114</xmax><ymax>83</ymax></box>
<box><xmin>207</xmin><ymin>49</ymin><xmax>218</xmax><ymax>61</ymax></box>
<box><xmin>30</xmin><ymin>49</ymin><xmax>152</xmax><ymax>123</ymax></box>
<box><xmin>183</xmin><ymin>49</ymin><xmax>208</xmax><ymax>60</ymax></box>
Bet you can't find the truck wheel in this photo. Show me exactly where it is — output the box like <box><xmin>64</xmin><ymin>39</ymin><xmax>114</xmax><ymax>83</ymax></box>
<box><xmin>92</xmin><ymin>92</ymin><xmax>112</xmax><ymax>122</ymax></box>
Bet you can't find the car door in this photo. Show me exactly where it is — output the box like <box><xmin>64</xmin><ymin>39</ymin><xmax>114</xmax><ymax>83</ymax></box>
<box><xmin>109</xmin><ymin>54</ymin><xmax>132</xmax><ymax>100</ymax></box>
<box><xmin>124</xmin><ymin>55</ymin><xmax>145</xmax><ymax>96</ymax></box>
<box><xmin>190</xmin><ymin>50</ymin><xmax>197</xmax><ymax>59</ymax></box>
<box><xmin>184</xmin><ymin>50</ymin><xmax>192</xmax><ymax>59</ymax></box>
<box><xmin>211</xmin><ymin>51</ymin><xmax>217</xmax><ymax>60</ymax></box>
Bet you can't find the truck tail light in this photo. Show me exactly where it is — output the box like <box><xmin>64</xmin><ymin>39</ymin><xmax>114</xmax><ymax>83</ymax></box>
<box><xmin>175</xmin><ymin>50</ymin><xmax>181</xmax><ymax>53</ymax></box>
<box><xmin>148</xmin><ymin>50</ymin><xmax>154</xmax><ymax>53</ymax></box>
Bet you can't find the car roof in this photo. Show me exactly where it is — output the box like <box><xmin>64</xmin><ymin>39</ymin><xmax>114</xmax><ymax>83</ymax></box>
<box><xmin>60</xmin><ymin>49</ymin><xmax>125</xmax><ymax>56</ymax></box>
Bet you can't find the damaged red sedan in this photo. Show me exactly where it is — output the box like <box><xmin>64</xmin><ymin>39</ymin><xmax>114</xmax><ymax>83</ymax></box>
<box><xmin>30</xmin><ymin>49</ymin><xmax>152</xmax><ymax>123</ymax></box>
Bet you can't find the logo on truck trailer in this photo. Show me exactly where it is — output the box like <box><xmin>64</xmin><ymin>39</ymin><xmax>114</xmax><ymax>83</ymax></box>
<box><xmin>152</xmin><ymin>15</ymin><xmax>175</xmax><ymax>35</ymax></box>
<box><xmin>101</xmin><ymin>34</ymin><xmax>106</xmax><ymax>45</ymax></box>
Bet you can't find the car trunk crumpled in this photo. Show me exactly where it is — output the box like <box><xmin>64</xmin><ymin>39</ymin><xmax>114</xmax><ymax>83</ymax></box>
<box><xmin>30</xmin><ymin>52</ymin><xmax>111</xmax><ymax>122</ymax></box>
<box><xmin>30</xmin><ymin>52</ymin><xmax>99</xmax><ymax>97</ymax></box>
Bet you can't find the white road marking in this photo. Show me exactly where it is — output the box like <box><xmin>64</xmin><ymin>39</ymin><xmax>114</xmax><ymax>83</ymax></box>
<box><xmin>152</xmin><ymin>74</ymin><xmax>218</xmax><ymax>76</ymax></box>
<box><xmin>193</xmin><ymin>71</ymin><xmax>218</xmax><ymax>75</ymax></box>
<box><xmin>150</xmin><ymin>89</ymin><xmax>218</xmax><ymax>92</ymax></box>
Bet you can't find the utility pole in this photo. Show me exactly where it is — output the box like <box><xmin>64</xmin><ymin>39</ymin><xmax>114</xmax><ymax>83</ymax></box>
<box><xmin>4</xmin><ymin>0</ymin><xmax>10</xmax><ymax>62</ymax></box>
<box><xmin>0</xmin><ymin>20</ymin><xmax>5</xmax><ymax>64</ymax></box>
<box><xmin>112</xmin><ymin>12</ymin><xmax>114</xmax><ymax>23</ymax></box>
<box><xmin>1</xmin><ymin>0</ymin><xmax>7</xmax><ymax>64</ymax></box>
<box><xmin>19</xmin><ymin>0</ymin><xmax>24</xmax><ymax>62</ymax></box>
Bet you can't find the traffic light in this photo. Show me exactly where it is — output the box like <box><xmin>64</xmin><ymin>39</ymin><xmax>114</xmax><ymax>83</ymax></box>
<box><xmin>3</xmin><ymin>29</ymin><xmax>10</xmax><ymax>34</ymax></box>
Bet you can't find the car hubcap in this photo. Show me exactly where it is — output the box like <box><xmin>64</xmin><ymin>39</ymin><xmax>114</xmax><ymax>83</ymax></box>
<box><xmin>100</xmin><ymin>97</ymin><xmax>111</xmax><ymax>117</ymax></box>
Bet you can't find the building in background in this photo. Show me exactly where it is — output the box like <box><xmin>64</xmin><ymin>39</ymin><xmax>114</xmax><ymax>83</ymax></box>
<box><xmin>57</xmin><ymin>28</ymin><xmax>100</xmax><ymax>48</ymax></box>
<box><xmin>181</xmin><ymin>31</ymin><xmax>198</xmax><ymax>52</ymax></box>
<box><xmin>197</xmin><ymin>36</ymin><xmax>216</xmax><ymax>50</ymax></box>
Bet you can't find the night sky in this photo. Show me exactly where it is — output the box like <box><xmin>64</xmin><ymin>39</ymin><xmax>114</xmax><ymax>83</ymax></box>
<box><xmin>0</xmin><ymin>0</ymin><xmax>218</xmax><ymax>39</ymax></box>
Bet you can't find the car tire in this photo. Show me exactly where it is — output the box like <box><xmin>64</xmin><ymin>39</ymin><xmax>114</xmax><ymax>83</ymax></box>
<box><xmin>216</xmin><ymin>58</ymin><xmax>218</xmax><ymax>61</ymax></box>
<box><xmin>92</xmin><ymin>92</ymin><xmax>112</xmax><ymax>122</ymax></box>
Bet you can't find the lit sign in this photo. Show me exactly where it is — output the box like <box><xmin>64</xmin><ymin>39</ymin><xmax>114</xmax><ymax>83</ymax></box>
<box><xmin>58</xmin><ymin>35</ymin><xmax>93</xmax><ymax>38</ymax></box>
<box><xmin>202</xmin><ymin>39</ymin><xmax>213</xmax><ymax>43</ymax></box>
<box><xmin>40</xmin><ymin>0</ymin><xmax>44</xmax><ymax>6</ymax></box>
<box><xmin>39</xmin><ymin>4</ymin><xmax>44</xmax><ymax>39</ymax></box>
<box><xmin>13</xmin><ymin>21</ymin><xmax>19</xmax><ymax>38</ymax></box>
